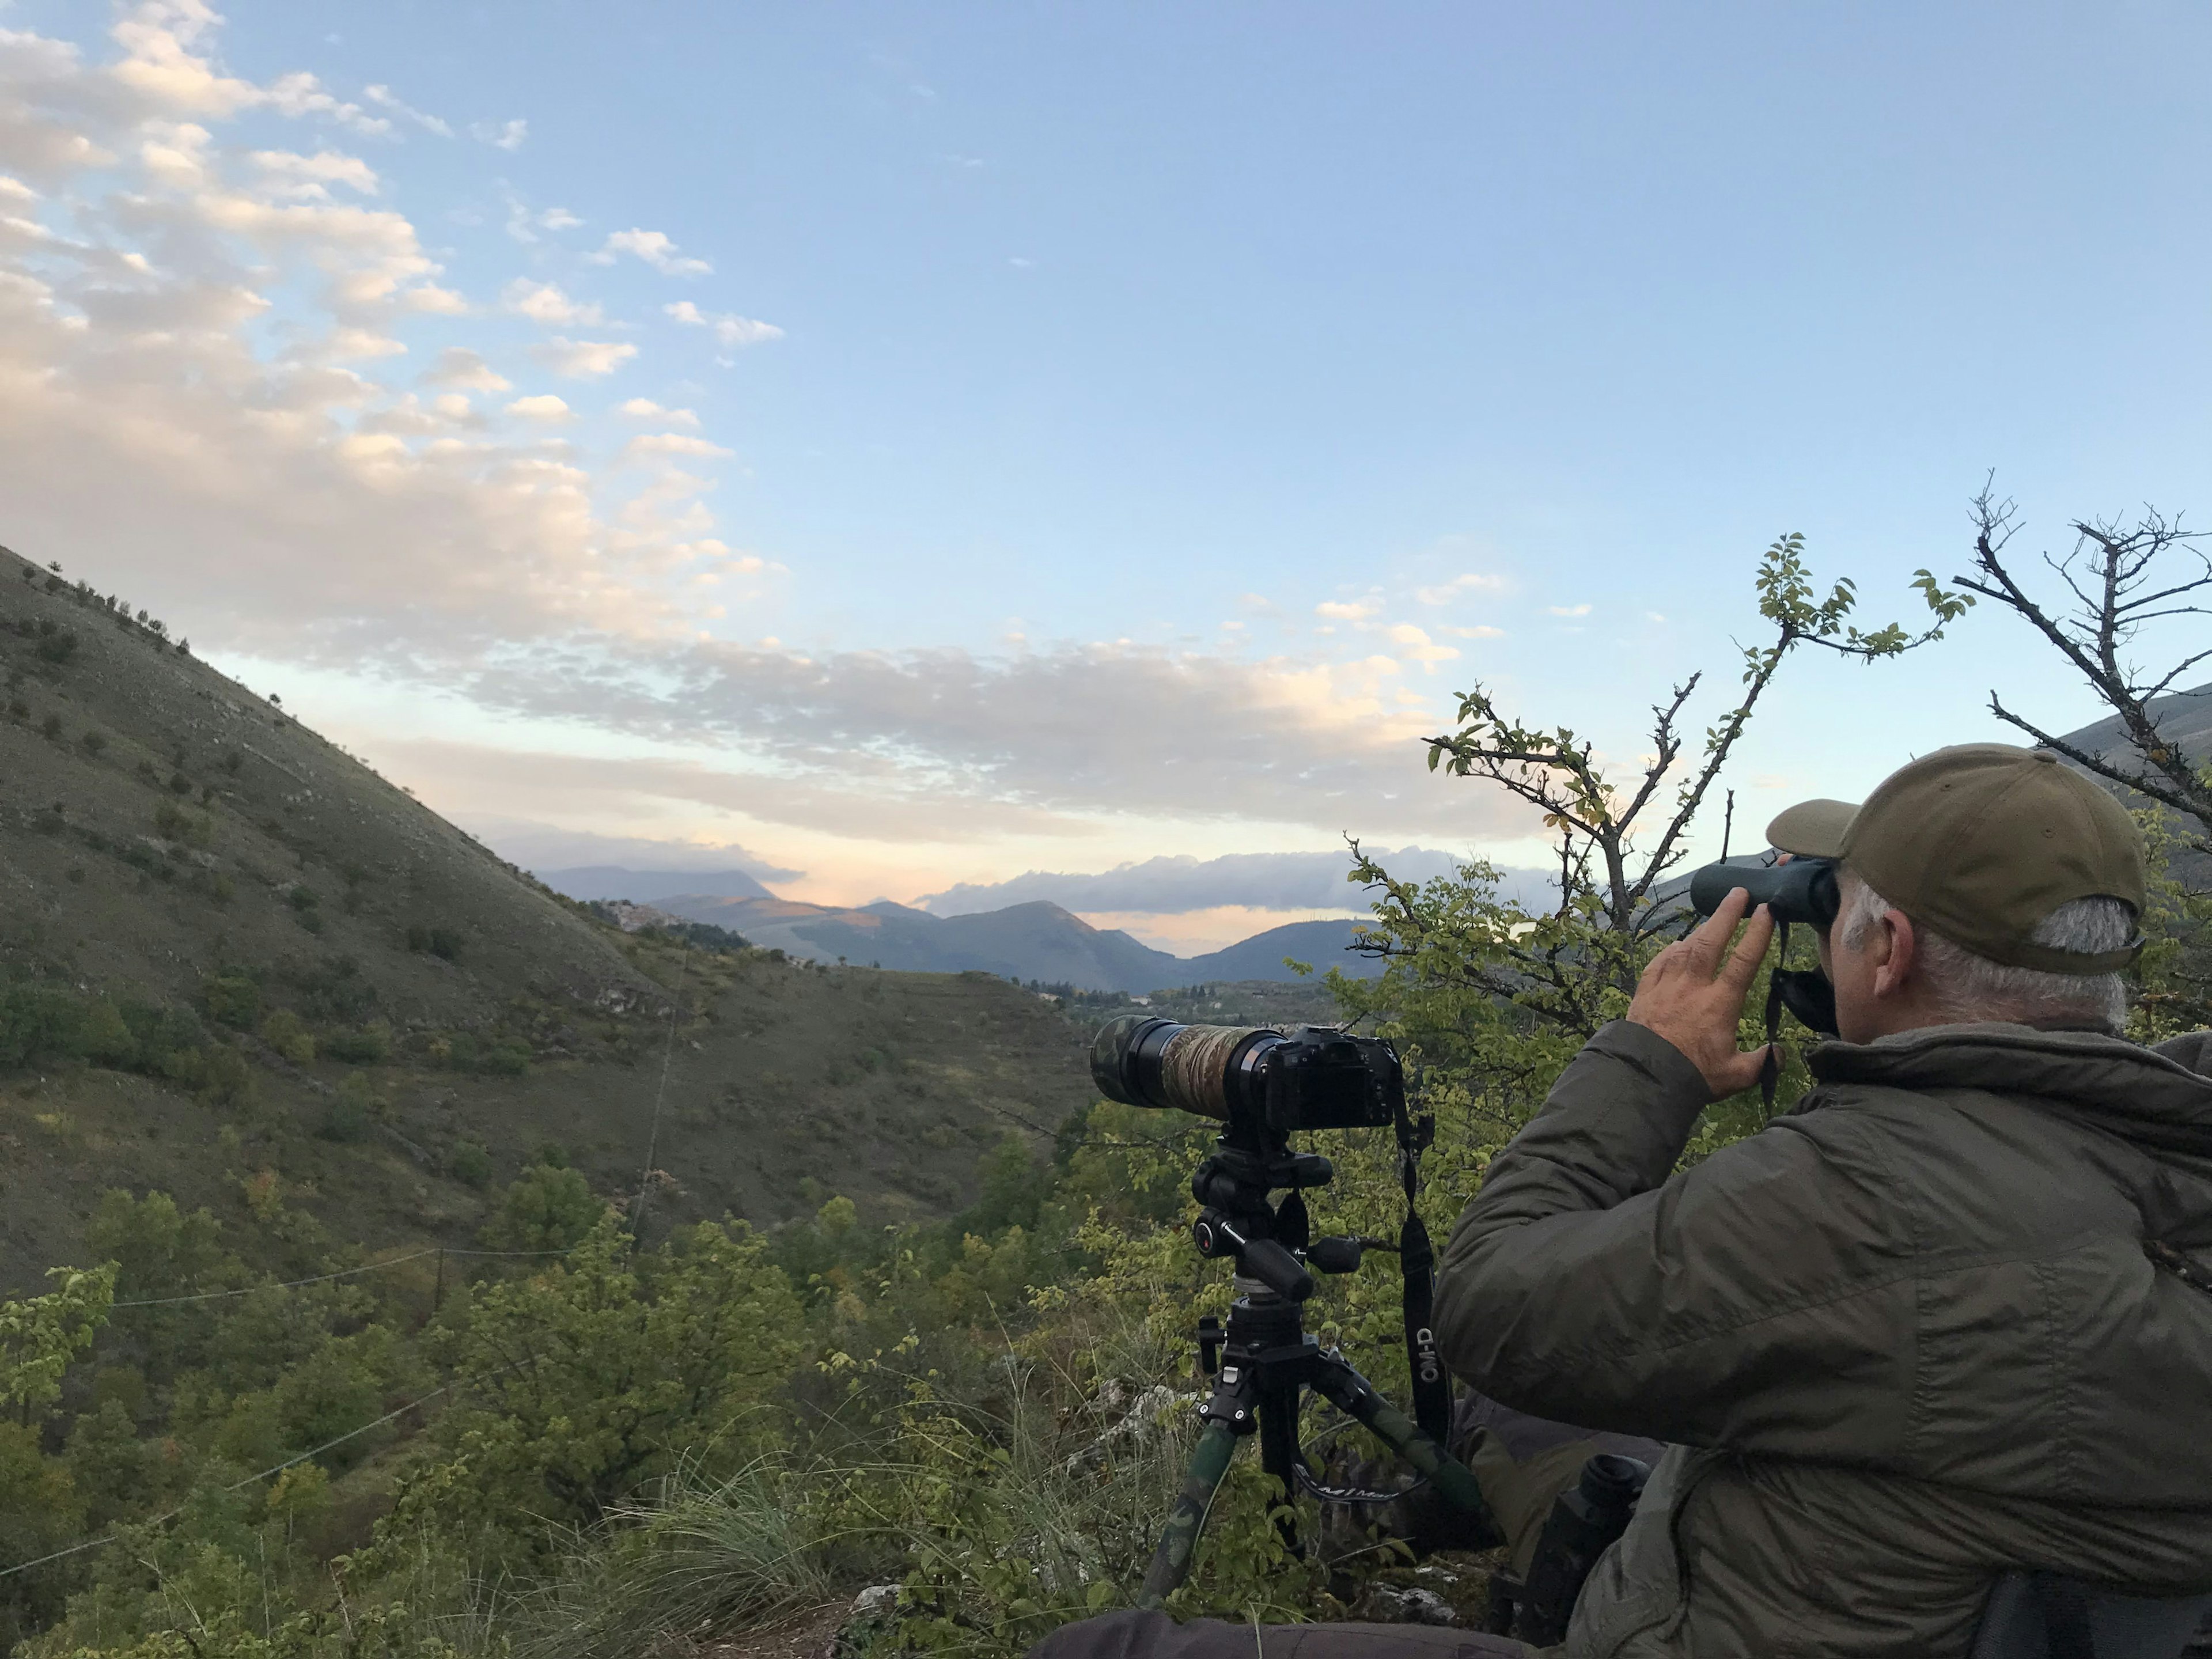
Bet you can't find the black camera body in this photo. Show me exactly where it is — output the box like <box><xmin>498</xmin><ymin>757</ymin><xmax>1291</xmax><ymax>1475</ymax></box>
<box><xmin>1090</xmin><ymin>1016</ymin><xmax>1402</xmax><ymax>1134</ymax></box>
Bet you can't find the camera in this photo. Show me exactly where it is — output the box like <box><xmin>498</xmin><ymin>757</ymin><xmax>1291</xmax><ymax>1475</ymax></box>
<box><xmin>1089</xmin><ymin>1017</ymin><xmax>1402</xmax><ymax>1134</ymax></box>
<box><xmin>1687</xmin><ymin>855</ymin><xmax>1841</xmax><ymax>929</ymax></box>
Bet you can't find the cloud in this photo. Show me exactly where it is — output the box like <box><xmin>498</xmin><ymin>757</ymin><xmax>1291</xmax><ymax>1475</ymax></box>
<box><xmin>503</xmin><ymin>393</ymin><xmax>574</xmax><ymax>423</ymax></box>
<box><xmin>1383</xmin><ymin>623</ymin><xmax>1460</xmax><ymax>671</ymax></box>
<box><xmin>1315</xmin><ymin>597</ymin><xmax>1380</xmax><ymax>622</ymax></box>
<box><xmin>421</xmin><ymin>346</ymin><xmax>508</xmax><ymax>391</ymax></box>
<box><xmin>539</xmin><ymin>206</ymin><xmax>581</xmax><ymax>232</ymax></box>
<box><xmin>357</xmin><ymin>392</ymin><xmax>485</xmax><ymax>435</ymax></box>
<box><xmin>400</xmin><ymin>282</ymin><xmax>467</xmax><ymax>314</ymax></box>
<box><xmin>1547</xmin><ymin>604</ymin><xmax>1593</xmax><ymax>618</ymax></box>
<box><xmin>0</xmin><ymin>6</ymin><xmax>741</xmax><ymax>664</ymax></box>
<box><xmin>456</xmin><ymin>817</ymin><xmax>802</xmax><ymax>882</ymax></box>
<box><xmin>430</xmin><ymin>639</ymin><xmax>1543</xmax><ymax>846</ymax></box>
<box><xmin>918</xmin><ymin>849</ymin><xmax>1555</xmax><ymax>916</ymax></box>
<box><xmin>664</xmin><ymin>299</ymin><xmax>783</xmax><ymax>347</ymax></box>
<box><xmin>83</xmin><ymin>5</ymin><xmax>407</xmax><ymax>138</ymax></box>
<box><xmin>247</xmin><ymin>148</ymin><xmax>378</xmax><ymax>199</ymax></box>
<box><xmin>0</xmin><ymin>3</ymin><xmax>1555</xmax><ymax>865</ymax></box>
<box><xmin>472</xmin><ymin>117</ymin><xmax>528</xmax><ymax>151</ymax></box>
<box><xmin>620</xmin><ymin>432</ymin><xmax>733</xmax><ymax>462</ymax></box>
<box><xmin>530</xmin><ymin>336</ymin><xmax>637</xmax><ymax>378</ymax></box>
<box><xmin>318</xmin><ymin>324</ymin><xmax>405</xmax><ymax>361</ymax></box>
<box><xmin>501</xmin><ymin>278</ymin><xmax>602</xmax><ymax>326</ymax></box>
<box><xmin>362</xmin><ymin>83</ymin><xmax>451</xmax><ymax>138</ymax></box>
<box><xmin>1444</xmin><ymin>624</ymin><xmax>1505</xmax><ymax>639</ymax></box>
<box><xmin>1415</xmin><ymin>571</ymin><xmax>1506</xmax><ymax>605</ymax></box>
<box><xmin>615</xmin><ymin>397</ymin><xmax>699</xmax><ymax>427</ymax></box>
<box><xmin>594</xmin><ymin>228</ymin><xmax>711</xmax><ymax>276</ymax></box>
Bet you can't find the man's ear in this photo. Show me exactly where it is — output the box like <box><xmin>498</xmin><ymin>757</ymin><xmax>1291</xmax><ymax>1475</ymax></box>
<box><xmin>1872</xmin><ymin>908</ymin><xmax>1918</xmax><ymax>999</ymax></box>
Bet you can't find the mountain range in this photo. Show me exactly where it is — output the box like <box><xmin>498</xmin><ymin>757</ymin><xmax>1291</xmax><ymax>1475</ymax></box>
<box><xmin>530</xmin><ymin>869</ymin><xmax>1386</xmax><ymax>993</ymax></box>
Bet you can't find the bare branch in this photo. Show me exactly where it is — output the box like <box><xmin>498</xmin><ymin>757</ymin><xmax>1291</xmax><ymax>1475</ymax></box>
<box><xmin>1959</xmin><ymin>488</ymin><xmax>2212</xmax><ymax>849</ymax></box>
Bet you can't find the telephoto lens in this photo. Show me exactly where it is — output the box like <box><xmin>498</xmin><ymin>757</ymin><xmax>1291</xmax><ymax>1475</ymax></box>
<box><xmin>1089</xmin><ymin>1016</ymin><xmax>1275</xmax><ymax>1121</ymax></box>
<box><xmin>1090</xmin><ymin>1016</ymin><xmax>1402</xmax><ymax>1132</ymax></box>
<box><xmin>1687</xmin><ymin>856</ymin><xmax>1841</xmax><ymax>930</ymax></box>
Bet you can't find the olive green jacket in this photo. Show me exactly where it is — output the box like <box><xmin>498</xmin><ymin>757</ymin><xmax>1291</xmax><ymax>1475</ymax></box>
<box><xmin>1433</xmin><ymin>1020</ymin><xmax>2212</xmax><ymax>1658</ymax></box>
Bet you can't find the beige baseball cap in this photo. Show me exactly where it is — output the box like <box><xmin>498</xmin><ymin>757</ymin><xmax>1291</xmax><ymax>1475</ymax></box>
<box><xmin>1767</xmin><ymin>743</ymin><xmax>2145</xmax><ymax>975</ymax></box>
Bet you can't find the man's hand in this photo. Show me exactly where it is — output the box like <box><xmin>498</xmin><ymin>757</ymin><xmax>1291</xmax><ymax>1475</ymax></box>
<box><xmin>1627</xmin><ymin>887</ymin><xmax>1775</xmax><ymax>1097</ymax></box>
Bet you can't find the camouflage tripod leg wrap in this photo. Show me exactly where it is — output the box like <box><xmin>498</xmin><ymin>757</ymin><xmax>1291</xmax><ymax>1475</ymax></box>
<box><xmin>1138</xmin><ymin>1420</ymin><xmax>1239</xmax><ymax>1607</ymax></box>
<box><xmin>1312</xmin><ymin>1362</ymin><xmax>1488</xmax><ymax>1519</ymax></box>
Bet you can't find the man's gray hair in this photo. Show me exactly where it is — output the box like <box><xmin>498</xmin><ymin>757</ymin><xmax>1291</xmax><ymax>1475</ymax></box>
<box><xmin>1837</xmin><ymin>872</ymin><xmax>2131</xmax><ymax>1033</ymax></box>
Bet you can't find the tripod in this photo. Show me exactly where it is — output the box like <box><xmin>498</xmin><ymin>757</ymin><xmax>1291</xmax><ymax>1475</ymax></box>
<box><xmin>1138</xmin><ymin>1127</ymin><xmax>1489</xmax><ymax>1604</ymax></box>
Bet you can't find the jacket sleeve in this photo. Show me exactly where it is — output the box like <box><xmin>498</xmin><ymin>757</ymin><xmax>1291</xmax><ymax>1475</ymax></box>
<box><xmin>1432</xmin><ymin>1020</ymin><xmax>1919</xmax><ymax>1456</ymax></box>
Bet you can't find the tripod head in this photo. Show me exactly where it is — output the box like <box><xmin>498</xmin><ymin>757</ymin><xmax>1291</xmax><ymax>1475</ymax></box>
<box><xmin>1188</xmin><ymin>1118</ymin><xmax>1375</xmax><ymax>1302</ymax></box>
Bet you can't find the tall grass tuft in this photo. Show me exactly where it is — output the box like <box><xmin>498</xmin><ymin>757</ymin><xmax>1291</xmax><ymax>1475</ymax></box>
<box><xmin>507</xmin><ymin>1457</ymin><xmax>856</xmax><ymax>1659</ymax></box>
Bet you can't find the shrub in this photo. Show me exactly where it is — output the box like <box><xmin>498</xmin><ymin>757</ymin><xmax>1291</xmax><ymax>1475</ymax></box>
<box><xmin>222</xmin><ymin>748</ymin><xmax>243</xmax><ymax>774</ymax></box>
<box><xmin>449</xmin><ymin>1138</ymin><xmax>493</xmax><ymax>1188</ymax></box>
<box><xmin>151</xmin><ymin>801</ymin><xmax>213</xmax><ymax>848</ymax></box>
<box><xmin>320</xmin><ymin>1073</ymin><xmax>374</xmax><ymax>1142</ymax></box>
<box><xmin>0</xmin><ymin>984</ymin><xmax>86</xmax><ymax>1070</ymax></box>
<box><xmin>167</xmin><ymin>771</ymin><xmax>190</xmax><ymax>795</ymax></box>
<box><xmin>321</xmin><ymin>1021</ymin><xmax>390</xmax><ymax>1064</ymax></box>
<box><xmin>393</xmin><ymin>1217</ymin><xmax>803</xmax><ymax>1553</ymax></box>
<box><xmin>259</xmin><ymin>1010</ymin><xmax>315</xmax><ymax>1065</ymax></box>
<box><xmin>202</xmin><ymin>975</ymin><xmax>260</xmax><ymax>1030</ymax></box>
<box><xmin>78</xmin><ymin>731</ymin><xmax>104</xmax><ymax>756</ymax></box>
<box><xmin>478</xmin><ymin>1164</ymin><xmax>603</xmax><ymax>1254</ymax></box>
<box><xmin>34</xmin><ymin>628</ymin><xmax>75</xmax><ymax>665</ymax></box>
<box><xmin>404</xmin><ymin>924</ymin><xmax>465</xmax><ymax>961</ymax></box>
<box><xmin>118</xmin><ymin>1000</ymin><xmax>207</xmax><ymax>1070</ymax></box>
<box><xmin>480</xmin><ymin>1039</ymin><xmax>531</xmax><ymax>1077</ymax></box>
<box><xmin>157</xmin><ymin>1040</ymin><xmax>251</xmax><ymax>1105</ymax></box>
<box><xmin>39</xmin><ymin>713</ymin><xmax>60</xmax><ymax>740</ymax></box>
<box><xmin>188</xmin><ymin>869</ymin><xmax>235</xmax><ymax>904</ymax></box>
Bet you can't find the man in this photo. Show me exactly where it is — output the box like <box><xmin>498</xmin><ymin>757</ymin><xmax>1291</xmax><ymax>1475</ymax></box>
<box><xmin>1434</xmin><ymin>742</ymin><xmax>2212</xmax><ymax>1654</ymax></box>
<box><xmin>1037</xmin><ymin>744</ymin><xmax>2212</xmax><ymax>1659</ymax></box>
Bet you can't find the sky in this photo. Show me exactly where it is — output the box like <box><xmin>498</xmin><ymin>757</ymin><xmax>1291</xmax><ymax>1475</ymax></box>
<box><xmin>3</xmin><ymin>2</ymin><xmax>2209</xmax><ymax>952</ymax></box>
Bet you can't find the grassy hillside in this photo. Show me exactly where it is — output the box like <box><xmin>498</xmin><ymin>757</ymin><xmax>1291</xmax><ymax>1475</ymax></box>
<box><xmin>0</xmin><ymin>548</ymin><xmax>1097</xmax><ymax>1286</ymax></box>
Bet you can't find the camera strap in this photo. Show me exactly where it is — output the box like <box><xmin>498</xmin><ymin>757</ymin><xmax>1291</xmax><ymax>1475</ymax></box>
<box><xmin>1758</xmin><ymin>922</ymin><xmax>1789</xmax><ymax>1115</ymax></box>
<box><xmin>1393</xmin><ymin>1085</ymin><xmax>1450</xmax><ymax>1446</ymax></box>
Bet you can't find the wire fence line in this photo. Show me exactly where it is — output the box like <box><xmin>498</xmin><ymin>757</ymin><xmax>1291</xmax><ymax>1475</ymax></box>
<box><xmin>4</xmin><ymin>1247</ymin><xmax>632</xmax><ymax>1584</ymax></box>
<box><xmin>0</xmin><ymin>1245</ymin><xmax>607</xmax><ymax>1581</ymax></box>
<box><xmin>0</xmin><ymin>1380</ymin><xmax>460</xmax><ymax>1581</ymax></box>
<box><xmin>108</xmin><ymin>1245</ymin><xmax>579</xmax><ymax>1308</ymax></box>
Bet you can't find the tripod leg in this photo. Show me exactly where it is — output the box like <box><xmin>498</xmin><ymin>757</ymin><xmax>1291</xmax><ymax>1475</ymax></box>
<box><xmin>1309</xmin><ymin>1355</ymin><xmax>1488</xmax><ymax>1521</ymax></box>
<box><xmin>1255</xmin><ymin>1382</ymin><xmax>1304</xmax><ymax>1555</ymax></box>
<box><xmin>1138</xmin><ymin>1421</ymin><xmax>1238</xmax><ymax>1608</ymax></box>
